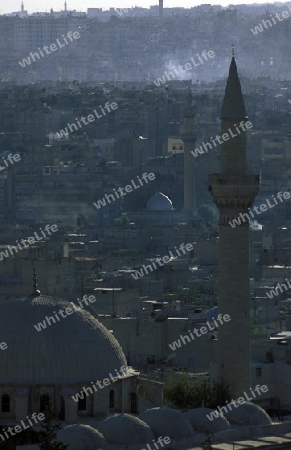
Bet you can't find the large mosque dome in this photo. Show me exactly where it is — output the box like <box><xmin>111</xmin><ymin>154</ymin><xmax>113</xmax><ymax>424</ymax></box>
<box><xmin>0</xmin><ymin>293</ymin><xmax>127</xmax><ymax>384</ymax></box>
<box><xmin>146</xmin><ymin>192</ymin><xmax>174</xmax><ymax>211</ymax></box>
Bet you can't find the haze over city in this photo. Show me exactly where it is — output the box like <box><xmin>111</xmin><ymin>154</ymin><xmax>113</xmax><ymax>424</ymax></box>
<box><xmin>0</xmin><ymin>0</ymin><xmax>282</xmax><ymax>14</ymax></box>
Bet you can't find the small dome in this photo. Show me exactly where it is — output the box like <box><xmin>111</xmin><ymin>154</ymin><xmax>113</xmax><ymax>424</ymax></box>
<box><xmin>140</xmin><ymin>407</ymin><xmax>194</xmax><ymax>438</ymax></box>
<box><xmin>147</xmin><ymin>192</ymin><xmax>173</xmax><ymax>211</ymax></box>
<box><xmin>57</xmin><ymin>424</ymin><xmax>108</xmax><ymax>449</ymax></box>
<box><xmin>184</xmin><ymin>407</ymin><xmax>231</xmax><ymax>432</ymax></box>
<box><xmin>224</xmin><ymin>401</ymin><xmax>272</xmax><ymax>426</ymax></box>
<box><xmin>0</xmin><ymin>295</ymin><xmax>127</xmax><ymax>384</ymax></box>
<box><xmin>98</xmin><ymin>414</ymin><xmax>154</xmax><ymax>444</ymax></box>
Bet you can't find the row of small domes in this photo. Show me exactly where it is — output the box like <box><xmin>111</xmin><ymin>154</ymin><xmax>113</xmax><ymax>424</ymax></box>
<box><xmin>57</xmin><ymin>405</ymin><xmax>271</xmax><ymax>448</ymax></box>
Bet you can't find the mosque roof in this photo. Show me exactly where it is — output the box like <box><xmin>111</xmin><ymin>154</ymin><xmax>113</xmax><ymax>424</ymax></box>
<box><xmin>184</xmin><ymin>407</ymin><xmax>231</xmax><ymax>432</ymax></box>
<box><xmin>0</xmin><ymin>293</ymin><xmax>127</xmax><ymax>384</ymax></box>
<box><xmin>98</xmin><ymin>413</ymin><xmax>154</xmax><ymax>444</ymax></box>
<box><xmin>147</xmin><ymin>192</ymin><xmax>174</xmax><ymax>211</ymax></box>
<box><xmin>224</xmin><ymin>401</ymin><xmax>272</xmax><ymax>426</ymax></box>
<box><xmin>140</xmin><ymin>407</ymin><xmax>195</xmax><ymax>438</ymax></box>
<box><xmin>57</xmin><ymin>424</ymin><xmax>108</xmax><ymax>450</ymax></box>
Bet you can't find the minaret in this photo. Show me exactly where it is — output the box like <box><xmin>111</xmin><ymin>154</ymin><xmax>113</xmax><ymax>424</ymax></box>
<box><xmin>21</xmin><ymin>1</ymin><xmax>24</xmax><ymax>12</ymax></box>
<box><xmin>64</xmin><ymin>1</ymin><xmax>67</xmax><ymax>12</ymax></box>
<box><xmin>209</xmin><ymin>53</ymin><xmax>260</xmax><ymax>397</ymax></box>
<box><xmin>181</xmin><ymin>91</ymin><xmax>198</xmax><ymax>217</ymax></box>
<box><xmin>159</xmin><ymin>0</ymin><xmax>163</xmax><ymax>18</ymax></box>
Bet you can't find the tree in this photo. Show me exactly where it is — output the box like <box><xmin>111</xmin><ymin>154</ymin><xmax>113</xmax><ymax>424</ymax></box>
<box><xmin>163</xmin><ymin>373</ymin><xmax>231</xmax><ymax>409</ymax></box>
<box><xmin>114</xmin><ymin>214</ymin><xmax>130</xmax><ymax>228</ymax></box>
<box><xmin>38</xmin><ymin>408</ymin><xmax>69</xmax><ymax>450</ymax></box>
<box><xmin>163</xmin><ymin>373</ymin><xmax>195</xmax><ymax>408</ymax></box>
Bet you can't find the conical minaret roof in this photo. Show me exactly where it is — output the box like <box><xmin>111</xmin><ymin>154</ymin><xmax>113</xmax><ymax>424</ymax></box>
<box><xmin>220</xmin><ymin>57</ymin><xmax>247</xmax><ymax>119</ymax></box>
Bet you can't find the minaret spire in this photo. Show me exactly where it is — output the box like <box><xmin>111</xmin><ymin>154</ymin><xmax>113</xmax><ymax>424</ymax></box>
<box><xmin>220</xmin><ymin>55</ymin><xmax>246</xmax><ymax>120</ymax></box>
<box><xmin>219</xmin><ymin>53</ymin><xmax>249</xmax><ymax>175</ymax></box>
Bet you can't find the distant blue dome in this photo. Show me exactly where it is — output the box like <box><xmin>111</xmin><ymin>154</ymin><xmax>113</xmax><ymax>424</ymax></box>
<box><xmin>147</xmin><ymin>192</ymin><xmax>173</xmax><ymax>211</ymax></box>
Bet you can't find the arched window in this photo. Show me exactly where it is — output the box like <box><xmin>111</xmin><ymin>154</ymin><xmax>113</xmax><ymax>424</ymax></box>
<box><xmin>40</xmin><ymin>395</ymin><xmax>51</xmax><ymax>413</ymax></box>
<box><xmin>109</xmin><ymin>390</ymin><xmax>115</xmax><ymax>409</ymax></box>
<box><xmin>78</xmin><ymin>396</ymin><xmax>86</xmax><ymax>411</ymax></box>
<box><xmin>1</xmin><ymin>395</ymin><xmax>10</xmax><ymax>412</ymax></box>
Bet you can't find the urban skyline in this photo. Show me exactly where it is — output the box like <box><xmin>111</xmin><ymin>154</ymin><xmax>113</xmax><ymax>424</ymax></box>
<box><xmin>0</xmin><ymin>0</ymin><xmax>282</xmax><ymax>15</ymax></box>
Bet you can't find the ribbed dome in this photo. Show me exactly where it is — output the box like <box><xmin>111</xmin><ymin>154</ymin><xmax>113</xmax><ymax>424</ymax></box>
<box><xmin>98</xmin><ymin>414</ymin><xmax>154</xmax><ymax>444</ymax></box>
<box><xmin>0</xmin><ymin>294</ymin><xmax>127</xmax><ymax>384</ymax></box>
<box><xmin>223</xmin><ymin>401</ymin><xmax>272</xmax><ymax>426</ymax></box>
<box><xmin>147</xmin><ymin>192</ymin><xmax>173</xmax><ymax>211</ymax></box>
<box><xmin>140</xmin><ymin>407</ymin><xmax>194</xmax><ymax>438</ymax></box>
<box><xmin>57</xmin><ymin>425</ymin><xmax>108</xmax><ymax>449</ymax></box>
<box><xmin>184</xmin><ymin>407</ymin><xmax>231</xmax><ymax>432</ymax></box>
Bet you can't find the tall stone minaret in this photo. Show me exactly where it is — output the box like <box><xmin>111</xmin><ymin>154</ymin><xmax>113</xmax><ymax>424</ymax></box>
<box><xmin>181</xmin><ymin>92</ymin><xmax>197</xmax><ymax>217</ymax></box>
<box><xmin>209</xmin><ymin>55</ymin><xmax>260</xmax><ymax>397</ymax></box>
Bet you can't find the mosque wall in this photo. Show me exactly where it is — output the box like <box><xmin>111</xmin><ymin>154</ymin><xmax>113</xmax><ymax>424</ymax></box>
<box><xmin>100</xmin><ymin>316</ymin><xmax>218</xmax><ymax>371</ymax></box>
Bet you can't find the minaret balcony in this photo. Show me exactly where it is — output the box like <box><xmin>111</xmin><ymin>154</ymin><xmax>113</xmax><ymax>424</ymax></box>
<box><xmin>209</xmin><ymin>173</ymin><xmax>259</xmax><ymax>211</ymax></box>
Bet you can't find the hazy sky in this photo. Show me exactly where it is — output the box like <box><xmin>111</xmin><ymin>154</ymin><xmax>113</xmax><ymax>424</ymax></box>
<box><xmin>0</xmin><ymin>0</ymin><xmax>274</xmax><ymax>15</ymax></box>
